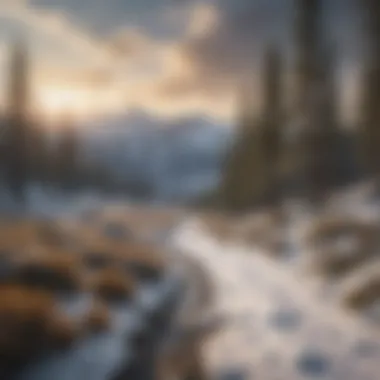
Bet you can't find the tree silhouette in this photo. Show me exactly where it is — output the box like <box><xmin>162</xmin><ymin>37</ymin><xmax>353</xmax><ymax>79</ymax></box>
<box><xmin>28</xmin><ymin>119</ymin><xmax>51</xmax><ymax>186</ymax></box>
<box><xmin>217</xmin><ymin>81</ymin><xmax>259</xmax><ymax>212</ymax></box>
<box><xmin>259</xmin><ymin>45</ymin><xmax>283</xmax><ymax>205</ymax></box>
<box><xmin>4</xmin><ymin>38</ymin><xmax>30</xmax><ymax>203</ymax></box>
<box><xmin>289</xmin><ymin>0</ymin><xmax>335</xmax><ymax>203</ymax></box>
<box><xmin>358</xmin><ymin>0</ymin><xmax>380</xmax><ymax>181</ymax></box>
<box><xmin>55</xmin><ymin>114</ymin><xmax>79</xmax><ymax>191</ymax></box>
<box><xmin>218</xmin><ymin>46</ymin><xmax>283</xmax><ymax>212</ymax></box>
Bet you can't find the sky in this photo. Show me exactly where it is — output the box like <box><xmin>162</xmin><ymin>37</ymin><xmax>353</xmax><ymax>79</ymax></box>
<box><xmin>0</xmin><ymin>0</ymin><xmax>363</xmax><ymax>125</ymax></box>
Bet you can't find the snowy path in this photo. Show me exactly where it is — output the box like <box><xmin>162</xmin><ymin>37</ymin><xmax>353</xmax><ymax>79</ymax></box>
<box><xmin>172</xmin><ymin>217</ymin><xmax>380</xmax><ymax>380</ymax></box>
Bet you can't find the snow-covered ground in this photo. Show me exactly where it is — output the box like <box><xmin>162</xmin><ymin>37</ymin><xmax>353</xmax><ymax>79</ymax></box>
<box><xmin>170</xmin><ymin>195</ymin><xmax>380</xmax><ymax>380</ymax></box>
<box><xmin>1</xmin><ymin>182</ymin><xmax>379</xmax><ymax>380</ymax></box>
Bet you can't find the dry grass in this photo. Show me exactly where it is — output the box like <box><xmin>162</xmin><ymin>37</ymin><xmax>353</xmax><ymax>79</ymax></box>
<box><xmin>155</xmin><ymin>315</ymin><xmax>223</xmax><ymax>380</ymax></box>
<box><xmin>234</xmin><ymin>210</ymin><xmax>287</xmax><ymax>257</ymax></box>
<box><xmin>80</xmin><ymin>238</ymin><xmax>167</xmax><ymax>283</ymax></box>
<box><xmin>101</xmin><ymin>221</ymin><xmax>132</xmax><ymax>242</ymax></box>
<box><xmin>83</xmin><ymin>299</ymin><xmax>111</xmax><ymax>333</ymax></box>
<box><xmin>0</xmin><ymin>220</ymin><xmax>75</xmax><ymax>269</ymax></box>
<box><xmin>0</xmin><ymin>219</ymin><xmax>39</xmax><ymax>244</ymax></box>
<box><xmin>121</xmin><ymin>243</ymin><xmax>166</xmax><ymax>282</ymax></box>
<box><xmin>82</xmin><ymin>249</ymin><xmax>116</xmax><ymax>271</ymax></box>
<box><xmin>306</xmin><ymin>218</ymin><xmax>378</xmax><ymax>247</ymax></box>
<box><xmin>75</xmin><ymin>228</ymin><xmax>122</xmax><ymax>263</ymax></box>
<box><xmin>0</xmin><ymin>220</ymin><xmax>66</xmax><ymax>249</ymax></box>
<box><xmin>14</xmin><ymin>249</ymin><xmax>82</xmax><ymax>294</ymax></box>
<box><xmin>116</xmin><ymin>207</ymin><xmax>184</xmax><ymax>240</ymax></box>
<box><xmin>91</xmin><ymin>268</ymin><xmax>135</xmax><ymax>302</ymax></box>
<box><xmin>156</xmin><ymin>330</ymin><xmax>211</xmax><ymax>380</ymax></box>
<box><xmin>36</xmin><ymin>221</ymin><xmax>70</xmax><ymax>248</ymax></box>
<box><xmin>305</xmin><ymin>218</ymin><xmax>380</xmax><ymax>277</ymax></box>
<box><xmin>201</xmin><ymin>212</ymin><xmax>238</xmax><ymax>241</ymax></box>
<box><xmin>47</xmin><ymin>313</ymin><xmax>79</xmax><ymax>350</ymax></box>
<box><xmin>343</xmin><ymin>276</ymin><xmax>380</xmax><ymax>310</ymax></box>
<box><xmin>0</xmin><ymin>285</ymin><xmax>77</xmax><ymax>363</ymax></box>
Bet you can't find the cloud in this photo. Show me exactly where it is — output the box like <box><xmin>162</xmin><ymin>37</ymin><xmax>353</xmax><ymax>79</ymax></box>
<box><xmin>107</xmin><ymin>28</ymin><xmax>153</xmax><ymax>58</ymax></box>
<box><xmin>0</xmin><ymin>0</ymin><xmax>362</xmax><ymax>123</ymax></box>
<box><xmin>149</xmin><ymin>0</ymin><xmax>361</xmax><ymax>121</ymax></box>
<box><xmin>160</xmin><ymin>1</ymin><xmax>289</xmax><ymax>95</ymax></box>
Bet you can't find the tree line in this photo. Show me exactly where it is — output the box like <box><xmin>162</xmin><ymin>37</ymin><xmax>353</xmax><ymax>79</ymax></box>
<box><xmin>216</xmin><ymin>0</ymin><xmax>380</xmax><ymax>212</ymax></box>
<box><xmin>0</xmin><ymin>39</ymin><xmax>120</xmax><ymax>206</ymax></box>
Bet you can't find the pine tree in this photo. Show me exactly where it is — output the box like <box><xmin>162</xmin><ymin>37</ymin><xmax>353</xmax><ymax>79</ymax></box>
<box><xmin>4</xmin><ymin>38</ymin><xmax>30</xmax><ymax>203</ymax></box>
<box><xmin>55</xmin><ymin>115</ymin><xmax>79</xmax><ymax>191</ymax></box>
<box><xmin>217</xmin><ymin>82</ymin><xmax>260</xmax><ymax>212</ymax></box>
<box><xmin>218</xmin><ymin>47</ymin><xmax>284</xmax><ymax>212</ymax></box>
<box><xmin>259</xmin><ymin>45</ymin><xmax>283</xmax><ymax>204</ymax></box>
<box><xmin>289</xmin><ymin>0</ymin><xmax>332</xmax><ymax>203</ymax></box>
<box><xmin>28</xmin><ymin>120</ymin><xmax>50</xmax><ymax>185</ymax></box>
<box><xmin>293</xmin><ymin>0</ymin><xmax>322</xmax><ymax>118</ymax></box>
<box><xmin>358</xmin><ymin>0</ymin><xmax>380</xmax><ymax>181</ymax></box>
<box><xmin>304</xmin><ymin>42</ymin><xmax>342</xmax><ymax>202</ymax></box>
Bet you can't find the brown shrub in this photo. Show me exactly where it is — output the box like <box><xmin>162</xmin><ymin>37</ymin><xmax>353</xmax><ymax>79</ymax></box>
<box><xmin>0</xmin><ymin>286</ymin><xmax>58</xmax><ymax>362</ymax></box>
<box><xmin>306</xmin><ymin>218</ymin><xmax>377</xmax><ymax>246</ymax></box>
<box><xmin>0</xmin><ymin>220</ymin><xmax>38</xmax><ymax>243</ymax></box>
<box><xmin>344</xmin><ymin>276</ymin><xmax>380</xmax><ymax>310</ymax></box>
<box><xmin>116</xmin><ymin>207</ymin><xmax>182</xmax><ymax>240</ymax></box>
<box><xmin>14</xmin><ymin>249</ymin><xmax>82</xmax><ymax>294</ymax></box>
<box><xmin>91</xmin><ymin>268</ymin><xmax>135</xmax><ymax>302</ymax></box>
<box><xmin>155</xmin><ymin>329</ymin><xmax>208</xmax><ymax>380</ymax></box>
<box><xmin>101</xmin><ymin>221</ymin><xmax>132</xmax><ymax>242</ymax></box>
<box><xmin>0</xmin><ymin>220</ymin><xmax>74</xmax><ymax>265</ymax></box>
<box><xmin>201</xmin><ymin>212</ymin><xmax>238</xmax><ymax>241</ymax></box>
<box><xmin>76</xmin><ymin>230</ymin><xmax>123</xmax><ymax>269</ymax></box>
<box><xmin>36</xmin><ymin>221</ymin><xmax>69</xmax><ymax>248</ymax></box>
<box><xmin>122</xmin><ymin>243</ymin><xmax>166</xmax><ymax>282</ymax></box>
<box><xmin>47</xmin><ymin>313</ymin><xmax>79</xmax><ymax>350</ymax></box>
<box><xmin>82</xmin><ymin>250</ymin><xmax>116</xmax><ymax>271</ymax></box>
<box><xmin>305</xmin><ymin>218</ymin><xmax>380</xmax><ymax>277</ymax></box>
<box><xmin>83</xmin><ymin>299</ymin><xmax>111</xmax><ymax>333</ymax></box>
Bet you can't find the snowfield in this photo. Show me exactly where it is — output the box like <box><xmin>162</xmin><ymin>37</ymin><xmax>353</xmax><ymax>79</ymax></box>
<box><xmin>172</xmin><ymin>216</ymin><xmax>380</xmax><ymax>380</ymax></box>
<box><xmin>1</xmin><ymin>182</ymin><xmax>379</xmax><ymax>380</ymax></box>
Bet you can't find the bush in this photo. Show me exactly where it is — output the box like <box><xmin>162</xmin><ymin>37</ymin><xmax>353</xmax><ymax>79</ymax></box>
<box><xmin>305</xmin><ymin>218</ymin><xmax>379</xmax><ymax>277</ymax></box>
<box><xmin>0</xmin><ymin>220</ymin><xmax>74</xmax><ymax>261</ymax></box>
<box><xmin>82</xmin><ymin>250</ymin><xmax>116</xmax><ymax>271</ymax></box>
<box><xmin>47</xmin><ymin>313</ymin><xmax>79</xmax><ymax>350</ymax></box>
<box><xmin>14</xmin><ymin>249</ymin><xmax>82</xmax><ymax>294</ymax></box>
<box><xmin>83</xmin><ymin>299</ymin><xmax>111</xmax><ymax>333</ymax></box>
<box><xmin>36</xmin><ymin>221</ymin><xmax>69</xmax><ymax>248</ymax></box>
<box><xmin>200</xmin><ymin>212</ymin><xmax>238</xmax><ymax>241</ymax></box>
<box><xmin>122</xmin><ymin>243</ymin><xmax>166</xmax><ymax>282</ymax></box>
<box><xmin>0</xmin><ymin>220</ymin><xmax>40</xmax><ymax>253</ymax></box>
<box><xmin>91</xmin><ymin>268</ymin><xmax>135</xmax><ymax>302</ymax></box>
<box><xmin>344</xmin><ymin>276</ymin><xmax>380</xmax><ymax>310</ymax></box>
<box><xmin>102</xmin><ymin>221</ymin><xmax>132</xmax><ymax>242</ymax></box>
<box><xmin>0</xmin><ymin>285</ymin><xmax>76</xmax><ymax>364</ymax></box>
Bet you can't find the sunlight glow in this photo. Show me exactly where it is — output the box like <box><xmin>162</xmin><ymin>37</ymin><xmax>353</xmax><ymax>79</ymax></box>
<box><xmin>36</xmin><ymin>86</ymin><xmax>126</xmax><ymax>123</ymax></box>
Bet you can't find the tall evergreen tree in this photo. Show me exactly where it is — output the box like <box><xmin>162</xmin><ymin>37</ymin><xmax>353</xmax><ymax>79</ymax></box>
<box><xmin>28</xmin><ymin>119</ymin><xmax>50</xmax><ymax>185</ymax></box>
<box><xmin>259</xmin><ymin>45</ymin><xmax>283</xmax><ymax>204</ymax></box>
<box><xmin>217</xmin><ymin>82</ymin><xmax>260</xmax><ymax>211</ymax></box>
<box><xmin>4</xmin><ymin>38</ymin><xmax>30</xmax><ymax>203</ymax></box>
<box><xmin>293</xmin><ymin>0</ymin><xmax>321</xmax><ymax>117</ymax></box>
<box><xmin>289</xmin><ymin>0</ymin><xmax>333</xmax><ymax>203</ymax></box>
<box><xmin>314</xmin><ymin>43</ymin><xmax>343</xmax><ymax>191</ymax></box>
<box><xmin>55</xmin><ymin>115</ymin><xmax>79</xmax><ymax>191</ymax></box>
<box><xmin>218</xmin><ymin>46</ymin><xmax>284</xmax><ymax>212</ymax></box>
<box><xmin>358</xmin><ymin>0</ymin><xmax>380</xmax><ymax>181</ymax></box>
